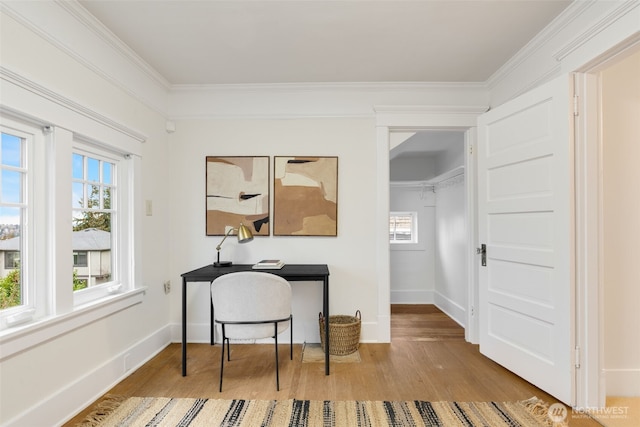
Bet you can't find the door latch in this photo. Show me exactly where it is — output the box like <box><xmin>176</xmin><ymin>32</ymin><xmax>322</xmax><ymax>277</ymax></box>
<box><xmin>476</xmin><ymin>244</ymin><xmax>487</xmax><ymax>266</ymax></box>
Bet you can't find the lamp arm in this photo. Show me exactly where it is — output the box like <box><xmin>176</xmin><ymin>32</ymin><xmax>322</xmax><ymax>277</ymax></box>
<box><xmin>215</xmin><ymin>227</ymin><xmax>236</xmax><ymax>251</ymax></box>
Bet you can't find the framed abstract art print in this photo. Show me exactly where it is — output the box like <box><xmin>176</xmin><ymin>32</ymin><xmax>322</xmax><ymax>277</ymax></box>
<box><xmin>273</xmin><ymin>156</ymin><xmax>338</xmax><ymax>236</ymax></box>
<box><xmin>205</xmin><ymin>156</ymin><xmax>270</xmax><ymax>236</ymax></box>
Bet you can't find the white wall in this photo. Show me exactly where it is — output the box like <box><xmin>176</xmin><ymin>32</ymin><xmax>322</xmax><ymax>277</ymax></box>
<box><xmin>0</xmin><ymin>9</ymin><xmax>172</xmax><ymax>427</ymax></box>
<box><xmin>168</xmin><ymin>118</ymin><xmax>379</xmax><ymax>344</ymax></box>
<box><xmin>601</xmin><ymin>49</ymin><xmax>640</xmax><ymax>397</ymax></box>
<box><xmin>434</xmin><ymin>174</ymin><xmax>467</xmax><ymax>326</ymax></box>
<box><xmin>389</xmin><ymin>186</ymin><xmax>435</xmax><ymax>304</ymax></box>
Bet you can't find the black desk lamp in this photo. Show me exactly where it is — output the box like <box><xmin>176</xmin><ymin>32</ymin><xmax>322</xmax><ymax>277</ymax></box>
<box><xmin>214</xmin><ymin>223</ymin><xmax>254</xmax><ymax>267</ymax></box>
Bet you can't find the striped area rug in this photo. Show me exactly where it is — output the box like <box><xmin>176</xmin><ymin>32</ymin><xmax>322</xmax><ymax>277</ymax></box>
<box><xmin>78</xmin><ymin>395</ymin><xmax>560</xmax><ymax>426</ymax></box>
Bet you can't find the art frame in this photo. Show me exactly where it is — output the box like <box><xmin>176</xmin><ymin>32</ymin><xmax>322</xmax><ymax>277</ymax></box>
<box><xmin>205</xmin><ymin>156</ymin><xmax>270</xmax><ymax>236</ymax></box>
<box><xmin>273</xmin><ymin>156</ymin><xmax>338</xmax><ymax>236</ymax></box>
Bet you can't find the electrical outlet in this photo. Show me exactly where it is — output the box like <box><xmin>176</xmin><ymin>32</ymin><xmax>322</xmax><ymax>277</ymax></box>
<box><xmin>163</xmin><ymin>280</ymin><xmax>171</xmax><ymax>294</ymax></box>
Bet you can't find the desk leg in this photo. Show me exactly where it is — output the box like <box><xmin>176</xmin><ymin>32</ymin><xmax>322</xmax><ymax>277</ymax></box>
<box><xmin>324</xmin><ymin>275</ymin><xmax>330</xmax><ymax>375</ymax></box>
<box><xmin>182</xmin><ymin>277</ymin><xmax>187</xmax><ymax>376</ymax></box>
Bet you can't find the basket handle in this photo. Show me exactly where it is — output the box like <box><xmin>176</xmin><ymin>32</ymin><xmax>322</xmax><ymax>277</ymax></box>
<box><xmin>355</xmin><ymin>310</ymin><xmax>361</xmax><ymax>319</ymax></box>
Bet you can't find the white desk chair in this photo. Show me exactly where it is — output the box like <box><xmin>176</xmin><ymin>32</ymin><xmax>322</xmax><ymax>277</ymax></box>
<box><xmin>210</xmin><ymin>271</ymin><xmax>293</xmax><ymax>391</ymax></box>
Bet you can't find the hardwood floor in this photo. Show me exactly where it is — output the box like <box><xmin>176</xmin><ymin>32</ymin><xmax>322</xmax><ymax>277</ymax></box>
<box><xmin>65</xmin><ymin>305</ymin><xmax>602</xmax><ymax>426</ymax></box>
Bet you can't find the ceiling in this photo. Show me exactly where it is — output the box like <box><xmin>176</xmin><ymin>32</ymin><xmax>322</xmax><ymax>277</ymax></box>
<box><xmin>391</xmin><ymin>130</ymin><xmax>465</xmax><ymax>159</ymax></box>
<box><xmin>79</xmin><ymin>0</ymin><xmax>572</xmax><ymax>86</ymax></box>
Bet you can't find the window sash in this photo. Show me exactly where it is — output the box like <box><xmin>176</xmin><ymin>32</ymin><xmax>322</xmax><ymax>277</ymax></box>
<box><xmin>71</xmin><ymin>144</ymin><xmax>123</xmax><ymax>306</ymax></box>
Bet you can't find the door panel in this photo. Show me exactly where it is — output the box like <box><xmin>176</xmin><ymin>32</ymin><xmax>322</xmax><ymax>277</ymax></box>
<box><xmin>478</xmin><ymin>75</ymin><xmax>574</xmax><ymax>405</ymax></box>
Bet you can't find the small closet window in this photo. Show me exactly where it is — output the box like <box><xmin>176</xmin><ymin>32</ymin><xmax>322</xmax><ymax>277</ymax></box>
<box><xmin>389</xmin><ymin>212</ymin><xmax>418</xmax><ymax>244</ymax></box>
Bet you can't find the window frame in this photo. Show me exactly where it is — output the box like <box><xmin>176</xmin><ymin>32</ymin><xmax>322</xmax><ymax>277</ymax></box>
<box><xmin>71</xmin><ymin>140</ymin><xmax>132</xmax><ymax>307</ymax></box>
<box><xmin>72</xmin><ymin>250</ymin><xmax>88</xmax><ymax>267</ymax></box>
<box><xmin>0</xmin><ymin>95</ymin><xmax>144</xmax><ymax>359</ymax></box>
<box><xmin>389</xmin><ymin>211</ymin><xmax>419</xmax><ymax>245</ymax></box>
<box><xmin>0</xmin><ymin>122</ymin><xmax>40</xmax><ymax>327</ymax></box>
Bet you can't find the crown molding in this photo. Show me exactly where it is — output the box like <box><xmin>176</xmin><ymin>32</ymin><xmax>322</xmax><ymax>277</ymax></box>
<box><xmin>168</xmin><ymin>83</ymin><xmax>489</xmax><ymax>120</ymax></box>
<box><xmin>553</xmin><ymin>0</ymin><xmax>639</xmax><ymax>62</ymax></box>
<box><xmin>486</xmin><ymin>0</ymin><xmax>593</xmax><ymax>90</ymax></box>
<box><xmin>1</xmin><ymin>66</ymin><xmax>147</xmax><ymax>143</ymax></box>
<box><xmin>57</xmin><ymin>0</ymin><xmax>171</xmax><ymax>90</ymax></box>
<box><xmin>1</xmin><ymin>0</ymin><xmax>169</xmax><ymax>116</ymax></box>
<box><xmin>170</xmin><ymin>81</ymin><xmax>486</xmax><ymax>94</ymax></box>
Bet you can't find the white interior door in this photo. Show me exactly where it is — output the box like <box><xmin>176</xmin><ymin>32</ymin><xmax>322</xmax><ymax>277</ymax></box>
<box><xmin>477</xmin><ymin>75</ymin><xmax>574</xmax><ymax>405</ymax></box>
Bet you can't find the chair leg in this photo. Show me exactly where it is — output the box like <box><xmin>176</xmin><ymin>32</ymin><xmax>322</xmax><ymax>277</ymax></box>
<box><xmin>274</xmin><ymin>323</ymin><xmax>280</xmax><ymax>391</ymax></box>
<box><xmin>219</xmin><ymin>326</ymin><xmax>226</xmax><ymax>392</ymax></box>
<box><xmin>290</xmin><ymin>316</ymin><xmax>293</xmax><ymax>360</ymax></box>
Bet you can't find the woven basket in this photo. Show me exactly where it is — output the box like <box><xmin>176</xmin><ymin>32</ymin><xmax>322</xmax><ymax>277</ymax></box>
<box><xmin>319</xmin><ymin>310</ymin><xmax>361</xmax><ymax>356</ymax></box>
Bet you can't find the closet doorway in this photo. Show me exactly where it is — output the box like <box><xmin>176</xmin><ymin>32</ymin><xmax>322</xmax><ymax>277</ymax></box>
<box><xmin>389</xmin><ymin>130</ymin><xmax>470</xmax><ymax>342</ymax></box>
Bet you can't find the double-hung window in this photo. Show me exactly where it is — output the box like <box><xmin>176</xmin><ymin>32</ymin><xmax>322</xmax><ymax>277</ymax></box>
<box><xmin>0</xmin><ymin>113</ymin><xmax>141</xmax><ymax>339</ymax></box>
<box><xmin>71</xmin><ymin>141</ymin><xmax>134</xmax><ymax>307</ymax></box>
<box><xmin>71</xmin><ymin>148</ymin><xmax>118</xmax><ymax>300</ymax></box>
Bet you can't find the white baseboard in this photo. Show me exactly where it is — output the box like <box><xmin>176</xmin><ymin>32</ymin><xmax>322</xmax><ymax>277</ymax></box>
<box><xmin>170</xmin><ymin>317</ymin><xmax>384</xmax><ymax>347</ymax></box>
<box><xmin>4</xmin><ymin>325</ymin><xmax>172</xmax><ymax>427</ymax></box>
<box><xmin>170</xmin><ymin>320</ymin><xmax>322</xmax><ymax>345</ymax></box>
<box><xmin>603</xmin><ymin>369</ymin><xmax>640</xmax><ymax>396</ymax></box>
<box><xmin>390</xmin><ymin>289</ymin><xmax>434</xmax><ymax>304</ymax></box>
<box><xmin>433</xmin><ymin>292</ymin><xmax>466</xmax><ymax>328</ymax></box>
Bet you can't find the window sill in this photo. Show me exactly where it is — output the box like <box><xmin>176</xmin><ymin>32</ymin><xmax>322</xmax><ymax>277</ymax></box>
<box><xmin>0</xmin><ymin>287</ymin><xmax>146</xmax><ymax>361</ymax></box>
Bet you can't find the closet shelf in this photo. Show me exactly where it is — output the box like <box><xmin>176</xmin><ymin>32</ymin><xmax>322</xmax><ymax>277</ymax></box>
<box><xmin>390</xmin><ymin>165</ymin><xmax>464</xmax><ymax>188</ymax></box>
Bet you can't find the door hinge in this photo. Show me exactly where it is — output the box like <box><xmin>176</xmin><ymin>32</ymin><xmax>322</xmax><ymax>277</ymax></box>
<box><xmin>573</xmin><ymin>94</ymin><xmax>579</xmax><ymax>117</ymax></box>
<box><xmin>574</xmin><ymin>346</ymin><xmax>581</xmax><ymax>369</ymax></box>
<box><xmin>469</xmin><ymin>144</ymin><xmax>473</xmax><ymax>155</ymax></box>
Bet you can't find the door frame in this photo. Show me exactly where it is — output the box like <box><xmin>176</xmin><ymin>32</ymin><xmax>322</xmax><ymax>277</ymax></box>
<box><xmin>375</xmin><ymin>106</ymin><xmax>486</xmax><ymax>343</ymax></box>
<box><xmin>574</xmin><ymin>38</ymin><xmax>640</xmax><ymax>409</ymax></box>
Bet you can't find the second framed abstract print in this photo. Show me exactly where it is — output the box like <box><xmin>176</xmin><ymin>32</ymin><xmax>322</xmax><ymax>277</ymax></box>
<box><xmin>274</xmin><ymin>156</ymin><xmax>338</xmax><ymax>236</ymax></box>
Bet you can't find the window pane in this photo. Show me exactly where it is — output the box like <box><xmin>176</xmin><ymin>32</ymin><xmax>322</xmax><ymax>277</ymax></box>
<box><xmin>87</xmin><ymin>157</ymin><xmax>99</xmax><ymax>182</ymax></box>
<box><xmin>1</xmin><ymin>170</ymin><xmax>22</xmax><ymax>203</ymax></box>
<box><xmin>88</xmin><ymin>184</ymin><xmax>100</xmax><ymax>209</ymax></box>
<box><xmin>1</xmin><ymin>134</ymin><xmax>22</xmax><ymax>167</ymax></box>
<box><xmin>72</xmin><ymin>182</ymin><xmax>84</xmax><ymax>209</ymax></box>
<box><xmin>0</xmin><ymin>132</ymin><xmax>24</xmax><ymax>310</ymax></box>
<box><xmin>103</xmin><ymin>187</ymin><xmax>111</xmax><ymax>209</ymax></box>
<box><xmin>72</xmin><ymin>153</ymin><xmax>84</xmax><ymax>179</ymax></box>
<box><xmin>102</xmin><ymin>162</ymin><xmax>112</xmax><ymax>185</ymax></box>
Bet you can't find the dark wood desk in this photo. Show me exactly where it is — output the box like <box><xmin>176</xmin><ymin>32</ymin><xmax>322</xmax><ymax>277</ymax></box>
<box><xmin>180</xmin><ymin>264</ymin><xmax>330</xmax><ymax>376</ymax></box>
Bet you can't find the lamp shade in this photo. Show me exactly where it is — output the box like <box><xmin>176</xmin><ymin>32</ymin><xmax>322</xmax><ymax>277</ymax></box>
<box><xmin>237</xmin><ymin>223</ymin><xmax>254</xmax><ymax>243</ymax></box>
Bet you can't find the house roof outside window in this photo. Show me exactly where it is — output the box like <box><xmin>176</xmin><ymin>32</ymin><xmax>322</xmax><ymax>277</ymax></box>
<box><xmin>0</xmin><ymin>228</ymin><xmax>110</xmax><ymax>251</ymax></box>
